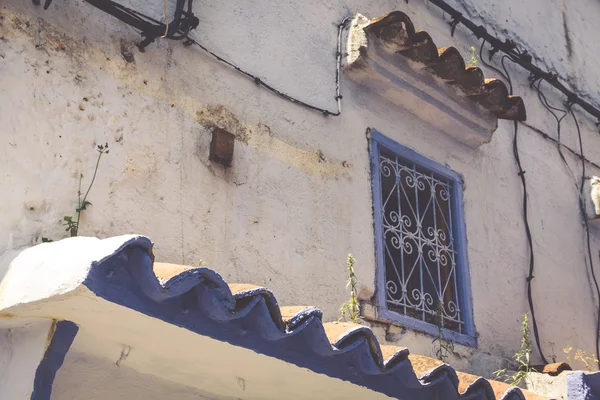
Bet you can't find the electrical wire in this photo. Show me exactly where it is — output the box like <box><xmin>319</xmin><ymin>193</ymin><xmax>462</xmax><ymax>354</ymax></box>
<box><xmin>184</xmin><ymin>16</ymin><xmax>350</xmax><ymax>116</ymax></box>
<box><xmin>49</xmin><ymin>0</ymin><xmax>349</xmax><ymax>116</ymax></box>
<box><xmin>423</xmin><ymin>0</ymin><xmax>600</xmax><ymax>124</ymax></box>
<box><xmin>535</xmin><ymin>79</ymin><xmax>578</xmax><ymax>185</ymax></box>
<box><xmin>511</xmin><ymin>119</ymin><xmax>548</xmax><ymax>365</ymax></box>
<box><xmin>478</xmin><ymin>42</ymin><xmax>517</xmax><ymax>101</ymax></box>
<box><xmin>478</xmin><ymin>40</ymin><xmax>509</xmax><ymax>85</ymax></box>
<box><xmin>506</xmin><ymin>54</ymin><xmax>600</xmax><ymax>367</ymax></box>
<box><xmin>492</xmin><ymin>50</ymin><xmax>549</xmax><ymax>364</ymax></box>
<box><xmin>500</xmin><ymin>55</ymin><xmax>518</xmax><ymax>96</ymax></box>
<box><xmin>521</xmin><ymin>123</ymin><xmax>600</xmax><ymax>171</ymax></box>
<box><xmin>81</xmin><ymin>0</ymin><xmax>198</xmax><ymax>49</ymax></box>
<box><xmin>47</xmin><ymin>0</ymin><xmax>600</xmax><ymax>124</ymax></box>
<box><xmin>535</xmin><ymin>75</ymin><xmax>600</xmax><ymax>367</ymax></box>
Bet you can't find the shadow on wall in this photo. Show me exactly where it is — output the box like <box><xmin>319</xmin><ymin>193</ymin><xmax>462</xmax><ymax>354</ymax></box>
<box><xmin>0</xmin><ymin>247</ymin><xmax>26</xmax><ymax>292</ymax></box>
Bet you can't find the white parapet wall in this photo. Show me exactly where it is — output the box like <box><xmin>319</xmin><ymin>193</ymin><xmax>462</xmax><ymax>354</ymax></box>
<box><xmin>0</xmin><ymin>319</ymin><xmax>54</xmax><ymax>399</ymax></box>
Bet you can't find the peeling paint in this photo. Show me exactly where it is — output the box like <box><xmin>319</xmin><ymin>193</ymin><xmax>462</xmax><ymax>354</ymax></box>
<box><xmin>196</xmin><ymin>105</ymin><xmax>250</xmax><ymax>144</ymax></box>
<box><xmin>195</xmin><ymin>104</ymin><xmax>350</xmax><ymax>178</ymax></box>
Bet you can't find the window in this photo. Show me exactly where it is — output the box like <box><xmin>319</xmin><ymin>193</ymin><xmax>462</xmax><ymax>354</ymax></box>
<box><xmin>370</xmin><ymin>129</ymin><xmax>475</xmax><ymax>346</ymax></box>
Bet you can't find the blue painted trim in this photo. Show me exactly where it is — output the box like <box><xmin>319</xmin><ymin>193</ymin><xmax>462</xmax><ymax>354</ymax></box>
<box><xmin>31</xmin><ymin>320</ymin><xmax>79</xmax><ymax>400</ymax></box>
<box><xmin>568</xmin><ymin>371</ymin><xmax>600</xmax><ymax>399</ymax></box>
<box><xmin>76</xmin><ymin>236</ymin><xmax>523</xmax><ymax>400</ymax></box>
<box><xmin>370</xmin><ymin>130</ymin><xmax>462</xmax><ymax>182</ymax></box>
<box><xmin>370</xmin><ymin>131</ymin><xmax>388</xmax><ymax>316</ymax></box>
<box><xmin>453</xmin><ymin>168</ymin><xmax>477</xmax><ymax>342</ymax></box>
<box><xmin>369</xmin><ymin>129</ymin><xmax>476</xmax><ymax>347</ymax></box>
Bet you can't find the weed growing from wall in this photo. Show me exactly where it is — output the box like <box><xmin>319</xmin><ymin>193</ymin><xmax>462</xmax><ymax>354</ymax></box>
<box><xmin>494</xmin><ymin>314</ymin><xmax>535</xmax><ymax>386</ymax></box>
<box><xmin>548</xmin><ymin>341</ymin><xmax>557</xmax><ymax>363</ymax></box>
<box><xmin>68</xmin><ymin>143</ymin><xmax>109</xmax><ymax>236</ymax></box>
<box><xmin>340</xmin><ymin>254</ymin><xmax>361</xmax><ymax>323</ymax></box>
<box><xmin>43</xmin><ymin>143</ymin><xmax>109</xmax><ymax>242</ymax></box>
<box><xmin>432</xmin><ymin>300</ymin><xmax>454</xmax><ymax>362</ymax></box>
<box><xmin>563</xmin><ymin>346</ymin><xmax>599</xmax><ymax>371</ymax></box>
<box><xmin>467</xmin><ymin>46</ymin><xmax>478</xmax><ymax>65</ymax></box>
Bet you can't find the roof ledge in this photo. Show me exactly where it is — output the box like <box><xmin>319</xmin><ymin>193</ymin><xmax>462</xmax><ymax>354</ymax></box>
<box><xmin>0</xmin><ymin>236</ymin><xmax>541</xmax><ymax>400</ymax></box>
<box><xmin>343</xmin><ymin>12</ymin><xmax>527</xmax><ymax>149</ymax></box>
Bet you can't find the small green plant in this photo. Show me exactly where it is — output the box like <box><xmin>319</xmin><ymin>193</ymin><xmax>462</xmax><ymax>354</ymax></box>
<box><xmin>432</xmin><ymin>300</ymin><xmax>454</xmax><ymax>362</ymax></box>
<box><xmin>63</xmin><ymin>143</ymin><xmax>109</xmax><ymax>237</ymax></box>
<box><xmin>563</xmin><ymin>346</ymin><xmax>599</xmax><ymax>371</ymax></box>
<box><xmin>340</xmin><ymin>254</ymin><xmax>360</xmax><ymax>323</ymax></box>
<box><xmin>494</xmin><ymin>314</ymin><xmax>535</xmax><ymax>386</ymax></box>
<box><xmin>548</xmin><ymin>341</ymin><xmax>557</xmax><ymax>363</ymax></box>
<box><xmin>467</xmin><ymin>46</ymin><xmax>478</xmax><ymax>65</ymax></box>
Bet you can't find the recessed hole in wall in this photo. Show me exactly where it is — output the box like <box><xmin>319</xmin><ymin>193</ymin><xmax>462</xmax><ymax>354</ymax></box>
<box><xmin>209</xmin><ymin>127</ymin><xmax>235</xmax><ymax>167</ymax></box>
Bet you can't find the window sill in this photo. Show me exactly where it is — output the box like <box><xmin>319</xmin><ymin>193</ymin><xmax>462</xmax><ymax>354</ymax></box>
<box><xmin>362</xmin><ymin>303</ymin><xmax>477</xmax><ymax>348</ymax></box>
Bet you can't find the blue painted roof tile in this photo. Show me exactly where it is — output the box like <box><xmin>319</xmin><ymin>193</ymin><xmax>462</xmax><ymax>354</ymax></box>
<box><xmin>83</xmin><ymin>236</ymin><xmax>534</xmax><ymax>400</ymax></box>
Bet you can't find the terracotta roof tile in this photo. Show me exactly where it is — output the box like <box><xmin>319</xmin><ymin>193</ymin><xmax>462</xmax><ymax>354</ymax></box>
<box><xmin>280</xmin><ymin>305</ymin><xmax>323</xmax><ymax>330</ymax></box>
<box><xmin>531</xmin><ymin>362</ymin><xmax>572</xmax><ymax>376</ymax></box>
<box><xmin>380</xmin><ymin>344</ymin><xmax>408</xmax><ymax>363</ymax></box>
<box><xmin>363</xmin><ymin>11</ymin><xmax>526</xmax><ymax>121</ymax></box>
<box><xmin>323</xmin><ymin>321</ymin><xmax>366</xmax><ymax>344</ymax></box>
<box><xmin>153</xmin><ymin>262</ymin><xmax>193</xmax><ymax>283</ymax></box>
<box><xmin>408</xmin><ymin>353</ymin><xmax>444</xmax><ymax>376</ymax></box>
<box><xmin>228</xmin><ymin>283</ymin><xmax>265</xmax><ymax>295</ymax></box>
<box><xmin>279</xmin><ymin>306</ymin><xmax>315</xmax><ymax>322</ymax></box>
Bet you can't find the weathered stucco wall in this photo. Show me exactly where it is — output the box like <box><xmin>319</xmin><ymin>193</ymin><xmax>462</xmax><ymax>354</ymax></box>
<box><xmin>2</xmin><ymin>0</ymin><xmax>600</xmax><ymax>377</ymax></box>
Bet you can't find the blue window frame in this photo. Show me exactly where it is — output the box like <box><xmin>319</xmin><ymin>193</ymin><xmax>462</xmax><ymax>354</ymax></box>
<box><xmin>370</xmin><ymin>129</ymin><xmax>476</xmax><ymax>347</ymax></box>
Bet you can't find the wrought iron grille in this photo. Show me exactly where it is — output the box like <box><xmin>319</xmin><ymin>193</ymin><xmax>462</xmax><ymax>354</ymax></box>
<box><xmin>377</xmin><ymin>145</ymin><xmax>465</xmax><ymax>333</ymax></box>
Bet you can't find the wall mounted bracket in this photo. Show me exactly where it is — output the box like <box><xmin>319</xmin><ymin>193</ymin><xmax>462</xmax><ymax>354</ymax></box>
<box><xmin>32</xmin><ymin>0</ymin><xmax>199</xmax><ymax>51</ymax></box>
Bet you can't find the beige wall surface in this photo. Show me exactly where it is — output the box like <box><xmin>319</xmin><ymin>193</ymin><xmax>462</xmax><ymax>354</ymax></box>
<box><xmin>2</xmin><ymin>0</ymin><xmax>600</xmax><ymax>377</ymax></box>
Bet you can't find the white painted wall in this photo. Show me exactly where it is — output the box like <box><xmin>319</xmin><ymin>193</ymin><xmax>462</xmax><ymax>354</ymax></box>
<box><xmin>0</xmin><ymin>319</ymin><xmax>53</xmax><ymax>399</ymax></box>
<box><xmin>2</xmin><ymin>0</ymin><xmax>600</xmax><ymax>377</ymax></box>
<box><xmin>51</xmin><ymin>352</ymin><xmax>223</xmax><ymax>400</ymax></box>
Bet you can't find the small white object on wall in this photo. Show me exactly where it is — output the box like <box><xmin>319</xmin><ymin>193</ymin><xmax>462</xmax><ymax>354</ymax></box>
<box><xmin>590</xmin><ymin>176</ymin><xmax>600</xmax><ymax>217</ymax></box>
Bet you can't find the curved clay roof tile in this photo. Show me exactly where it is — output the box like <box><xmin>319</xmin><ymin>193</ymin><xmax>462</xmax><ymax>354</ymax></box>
<box><xmin>362</xmin><ymin>11</ymin><xmax>526</xmax><ymax>121</ymax></box>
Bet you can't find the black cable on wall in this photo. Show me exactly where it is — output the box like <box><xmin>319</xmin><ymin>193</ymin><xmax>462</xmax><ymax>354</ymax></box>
<box><xmin>474</xmin><ymin>39</ymin><xmax>549</xmax><ymax>364</ymax></box>
<box><xmin>34</xmin><ymin>0</ymin><xmax>349</xmax><ymax>116</ymax></box>
<box><xmin>510</xmin><ymin>119</ymin><xmax>549</xmax><ymax>365</ymax></box>
<box><xmin>431</xmin><ymin>0</ymin><xmax>600</xmax><ymax>367</ymax></box>
<box><xmin>423</xmin><ymin>0</ymin><xmax>600</xmax><ymax>125</ymax></box>
<box><xmin>500</xmin><ymin>52</ymin><xmax>600</xmax><ymax>367</ymax></box>
<box><xmin>182</xmin><ymin>16</ymin><xmax>350</xmax><ymax>117</ymax></box>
